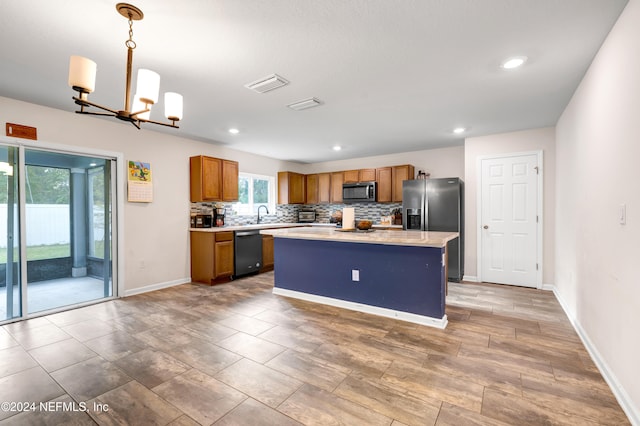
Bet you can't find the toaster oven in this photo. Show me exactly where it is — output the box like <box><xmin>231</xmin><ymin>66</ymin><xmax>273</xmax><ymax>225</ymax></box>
<box><xmin>298</xmin><ymin>210</ymin><xmax>316</xmax><ymax>223</ymax></box>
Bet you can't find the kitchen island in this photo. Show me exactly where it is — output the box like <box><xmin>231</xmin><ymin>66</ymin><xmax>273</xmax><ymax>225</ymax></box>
<box><xmin>260</xmin><ymin>227</ymin><xmax>458</xmax><ymax>328</ymax></box>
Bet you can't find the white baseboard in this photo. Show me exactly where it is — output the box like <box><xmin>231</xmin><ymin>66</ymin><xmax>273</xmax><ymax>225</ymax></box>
<box><xmin>541</xmin><ymin>282</ymin><xmax>555</xmax><ymax>291</ymax></box>
<box><xmin>463</xmin><ymin>275</ymin><xmax>478</xmax><ymax>282</ymax></box>
<box><xmin>123</xmin><ymin>277</ymin><xmax>191</xmax><ymax>297</ymax></box>
<box><xmin>272</xmin><ymin>287</ymin><xmax>448</xmax><ymax>329</ymax></box>
<box><xmin>551</xmin><ymin>285</ymin><xmax>639</xmax><ymax>426</ymax></box>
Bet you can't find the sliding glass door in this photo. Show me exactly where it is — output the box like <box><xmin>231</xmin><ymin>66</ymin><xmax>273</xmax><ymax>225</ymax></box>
<box><xmin>0</xmin><ymin>143</ymin><xmax>117</xmax><ymax>321</ymax></box>
<box><xmin>0</xmin><ymin>146</ymin><xmax>21</xmax><ymax>321</ymax></box>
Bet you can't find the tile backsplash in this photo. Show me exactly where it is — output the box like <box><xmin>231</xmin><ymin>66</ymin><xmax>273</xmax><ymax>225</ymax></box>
<box><xmin>190</xmin><ymin>202</ymin><xmax>402</xmax><ymax>226</ymax></box>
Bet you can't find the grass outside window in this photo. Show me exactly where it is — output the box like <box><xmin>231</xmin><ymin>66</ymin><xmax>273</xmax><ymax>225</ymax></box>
<box><xmin>0</xmin><ymin>241</ymin><xmax>105</xmax><ymax>263</ymax></box>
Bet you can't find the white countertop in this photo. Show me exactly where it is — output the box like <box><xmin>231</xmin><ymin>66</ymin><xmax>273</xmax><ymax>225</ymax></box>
<box><xmin>190</xmin><ymin>222</ymin><xmax>405</xmax><ymax>233</ymax></box>
<box><xmin>260</xmin><ymin>226</ymin><xmax>458</xmax><ymax>248</ymax></box>
<box><xmin>190</xmin><ymin>222</ymin><xmax>307</xmax><ymax>232</ymax></box>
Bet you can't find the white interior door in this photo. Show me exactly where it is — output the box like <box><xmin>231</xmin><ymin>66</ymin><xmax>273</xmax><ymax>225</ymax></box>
<box><xmin>480</xmin><ymin>153</ymin><xmax>540</xmax><ymax>288</ymax></box>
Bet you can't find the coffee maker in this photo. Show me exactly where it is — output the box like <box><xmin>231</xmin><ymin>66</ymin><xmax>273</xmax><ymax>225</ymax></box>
<box><xmin>213</xmin><ymin>207</ymin><xmax>226</xmax><ymax>227</ymax></box>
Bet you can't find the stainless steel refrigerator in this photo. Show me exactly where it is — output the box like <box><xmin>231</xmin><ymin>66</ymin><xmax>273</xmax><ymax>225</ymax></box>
<box><xmin>402</xmin><ymin>178</ymin><xmax>464</xmax><ymax>282</ymax></box>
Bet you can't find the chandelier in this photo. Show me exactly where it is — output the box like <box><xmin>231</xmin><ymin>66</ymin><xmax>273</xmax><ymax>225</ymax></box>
<box><xmin>68</xmin><ymin>3</ymin><xmax>183</xmax><ymax>129</ymax></box>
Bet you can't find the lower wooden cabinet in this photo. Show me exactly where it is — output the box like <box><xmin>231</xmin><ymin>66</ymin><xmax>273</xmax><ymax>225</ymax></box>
<box><xmin>190</xmin><ymin>231</ymin><xmax>234</xmax><ymax>284</ymax></box>
<box><xmin>261</xmin><ymin>234</ymin><xmax>274</xmax><ymax>272</ymax></box>
<box><xmin>214</xmin><ymin>232</ymin><xmax>234</xmax><ymax>278</ymax></box>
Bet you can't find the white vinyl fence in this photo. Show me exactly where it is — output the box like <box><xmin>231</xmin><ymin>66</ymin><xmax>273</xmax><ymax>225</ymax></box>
<box><xmin>0</xmin><ymin>205</ymin><xmax>70</xmax><ymax>248</ymax></box>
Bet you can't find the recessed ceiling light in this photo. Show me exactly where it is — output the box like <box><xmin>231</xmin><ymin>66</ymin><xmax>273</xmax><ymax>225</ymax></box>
<box><xmin>453</xmin><ymin>127</ymin><xmax>466</xmax><ymax>134</ymax></box>
<box><xmin>501</xmin><ymin>56</ymin><xmax>528</xmax><ymax>69</ymax></box>
<box><xmin>287</xmin><ymin>98</ymin><xmax>323</xmax><ymax>111</ymax></box>
<box><xmin>332</xmin><ymin>145</ymin><xmax>342</xmax><ymax>151</ymax></box>
<box><xmin>245</xmin><ymin>74</ymin><xmax>289</xmax><ymax>93</ymax></box>
<box><xmin>229</xmin><ymin>128</ymin><xmax>239</xmax><ymax>134</ymax></box>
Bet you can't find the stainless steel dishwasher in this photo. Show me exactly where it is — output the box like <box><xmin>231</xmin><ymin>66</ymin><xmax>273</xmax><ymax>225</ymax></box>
<box><xmin>234</xmin><ymin>230</ymin><xmax>262</xmax><ymax>277</ymax></box>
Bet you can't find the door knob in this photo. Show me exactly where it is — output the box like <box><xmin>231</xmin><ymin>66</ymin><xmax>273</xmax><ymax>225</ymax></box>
<box><xmin>483</xmin><ymin>225</ymin><xmax>489</xmax><ymax>229</ymax></box>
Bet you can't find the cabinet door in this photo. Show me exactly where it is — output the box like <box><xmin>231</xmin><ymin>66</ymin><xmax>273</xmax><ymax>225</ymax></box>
<box><xmin>262</xmin><ymin>235</ymin><xmax>274</xmax><ymax>270</ymax></box>
<box><xmin>190</xmin><ymin>232</ymin><xmax>214</xmax><ymax>284</ymax></box>
<box><xmin>392</xmin><ymin>165</ymin><xmax>415</xmax><ymax>202</ymax></box>
<box><xmin>190</xmin><ymin>156</ymin><xmax>222</xmax><ymax>202</ymax></box>
<box><xmin>289</xmin><ymin>172</ymin><xmax>306</xmax><ymax>204</ymax></box>
<box><xmin>318</xmin><ymin>173</ymin><xmax>331</xmax><ymax>204</ymax></box>
<box><xmin>359</xmin><ymin>168</ymin><xmax>376</xmax><ymax>182</ymax></box>
<box><xmin>222</xmin><ymin>160</ymin><xmax>239</xmax><ymax>201</ymax></box>
<box><xmin>376</xmin><ymin>167</ymin><xmax>392</xmax><ymax>202</ymax></box>
<box><xmin>306</xmin><ymin>174</ymin><xmax>319</xmax><ymax>204</ymax></box>
<box><xmin>330</xmin><ymin>172</ymin><xmax>344</xmax><ymax>203</ymax></box>
<box><xmin>343</xmin><ymin>170</ymin><xmax>359</xmax><ymax>183</ymax></box>
<box><xmin>214</xmin><ymin>240</ymin><xmax>234</xmax><ymax>278</ymax></box>
<box><xmin>278</xmin><ymin>172</ymin><xmax>306</xmax><ymax>204</ymax></box>
<box><xmin>201</xmin><ymin>157</ymin><xmax>222</xmax><ymax>200</ymax></box>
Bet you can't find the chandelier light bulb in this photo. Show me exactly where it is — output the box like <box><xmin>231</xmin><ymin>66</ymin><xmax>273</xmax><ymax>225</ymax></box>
<box><xmin>68</xmin><ymin>56</ymin><xmax>97</xmax><ymax>94</ymax></box>
<box><xmin>165</xmin><ymin>92</ymin><xmax>183</xmax><ymax>122</ymax></box>
<box><xmin>136</xmin><ymin>69</ymin><xmax>160</xmax><ymax>105</ymax></box>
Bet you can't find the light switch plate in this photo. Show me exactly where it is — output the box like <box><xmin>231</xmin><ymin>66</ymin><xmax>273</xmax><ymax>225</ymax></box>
<box><xmin>351</xmin><ymin>269</ymin><xmax>359</xmax><ymax>281</ymax></box>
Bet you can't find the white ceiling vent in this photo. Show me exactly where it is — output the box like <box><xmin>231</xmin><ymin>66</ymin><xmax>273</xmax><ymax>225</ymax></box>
<box><xmin>287</xmin><ymin>97</ymin><xmax>323</xmax><ymax>111</ymax></box>
<box><xmin>245</xmin><ymin>74</ymin><xmax>289</xmax><ymax>93</ymax></box>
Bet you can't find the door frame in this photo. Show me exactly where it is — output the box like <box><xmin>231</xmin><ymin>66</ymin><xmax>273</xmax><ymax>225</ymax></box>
<box><xmin>476</xmin><ymin>150</ymin><xmax>543</xmax><ymax>289</ymax></box>
<box><xmin>0</xmin><ymin>135</ymin><xmax>125</xmax><ymax>320</ymax></box>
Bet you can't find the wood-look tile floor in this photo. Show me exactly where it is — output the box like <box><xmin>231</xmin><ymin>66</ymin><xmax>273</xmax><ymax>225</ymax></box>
<box><xmin>0</xmin><ymin>272</ymin><xmax>630</xmax><ymax>425</ymax></box>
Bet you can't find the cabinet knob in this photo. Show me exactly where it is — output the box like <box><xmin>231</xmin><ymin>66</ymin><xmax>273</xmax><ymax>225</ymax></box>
<box><xmin>483</xmin><ymin>225</ymin><xmax>489</xmax><ymax>229</ymax></box>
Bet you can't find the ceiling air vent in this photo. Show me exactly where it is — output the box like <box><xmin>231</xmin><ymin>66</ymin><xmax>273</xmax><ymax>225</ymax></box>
<box><xmin>245</xmin><ymin>74</ymin><xmax>289</xmax><ymax>93</ymax></box>
<box><xmin>287</xmin><ymin>97</ymin><xmax>323</xmax><ymax>111</ymax></box>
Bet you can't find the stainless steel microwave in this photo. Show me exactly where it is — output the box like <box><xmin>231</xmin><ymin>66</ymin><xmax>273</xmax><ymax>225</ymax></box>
<box><xmin>342</xmin><ymin>181</ymin><xmax>377</xmax><ymax>203</ymax></box>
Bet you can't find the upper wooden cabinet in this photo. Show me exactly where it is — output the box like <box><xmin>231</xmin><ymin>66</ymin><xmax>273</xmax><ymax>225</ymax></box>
<box><xmin>318</xmin><ymin>173</ymin><xmax>331</xmax><ymax>203</ymax></box>
<box><xmin>276</xmin><ymin>164</ymin><xmax>413</xmax><ymax>204</ymax></box>
<box><xmin>359</xmin><ymin>168</ymin><xmax>376</xmax><ymax>182</ymax></box>
<box><xmin>306</xmin><ymin>174</ymin><xmax>319</xmax><ymax>204</ymax></box>
<box><xmin>221</xmin><ymin>160</ymin><xmax>239</xmax><ymax>201</ymax></box>
<box><xmin>343</xmin><ymin>170</ymin><xmax>359</xmax><ymax>183</ymax></box>
<box><xmin>278</xmin><ymin>171</ymin><xmax>306</xmax><ymax>204</ymax></box>
<box><xmin>330</xmin><ymin>172</ymin><xmax>344</xmax><ymax>203</ymax></box>
<box><xmin>305</xmin><ymin>173</ymin><xmax>332</xmax><ymax>205</ymax></box>
<box><xmin>376</xmin><ymin>167</ymin><xmax>392</xmax><ymax>203</ymax></box>
<box><xmin>190</xmin><ymin>156</ymin><xmax>239</xmax><ymax>202</ymax></box>
<box><xmin>344</xmin><ymin>169</ymin><xmax>376</xmax><ymax>183</ymax></box>
<box><xmin>391</xmin><ymin>164</ymin><xmax>415</xmax><ymax>202</ymax></box>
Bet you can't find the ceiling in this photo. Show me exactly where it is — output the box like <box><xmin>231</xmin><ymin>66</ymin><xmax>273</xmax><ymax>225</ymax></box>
<box><xmin>0</xmin><ymin>0</ymin><xmax>628</xmax><ymax>164</ymax></box>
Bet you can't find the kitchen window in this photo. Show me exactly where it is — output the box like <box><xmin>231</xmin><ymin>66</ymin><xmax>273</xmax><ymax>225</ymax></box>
<box><xmin>233</xmin><ymin>172</ymin><xmax>276</xmax><ymax>216</ymax></box>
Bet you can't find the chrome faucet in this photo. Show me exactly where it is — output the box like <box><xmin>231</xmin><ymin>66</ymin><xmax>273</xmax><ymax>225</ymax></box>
<box><xmin>257</xmin><ymin>205</ymin><xmax>269</xmax><ymax>224</ymax></box>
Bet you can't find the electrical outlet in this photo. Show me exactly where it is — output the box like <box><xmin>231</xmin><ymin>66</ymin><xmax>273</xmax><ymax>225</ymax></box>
<box><xmin>352</xmin><ymin>269</ymin><xmax>359</xmax><ymax>281</ymax></box>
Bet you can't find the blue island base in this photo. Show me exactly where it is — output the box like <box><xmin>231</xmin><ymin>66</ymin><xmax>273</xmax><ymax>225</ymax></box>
<box><xmin>272</xmin><ymin>237</ymin><xmax>448</xmax><ymax>329</ymax></box>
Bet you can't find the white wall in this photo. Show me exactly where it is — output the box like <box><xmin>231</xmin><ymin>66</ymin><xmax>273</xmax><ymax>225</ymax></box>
<box><xmin>0</xmin><ymin>96</ymin><xmax>301</xmax><ymax>294</ymax></box>
<box><xmin>555</xmin><ymin>0</ymin><xmax>639</xmax><ymax>422</ymax></box>
<box><xmin>464</xmin><ymin>127</ymin><xmax>556</xmax><ymax>285</ymax></box>
<box><xmin>304</xmin><ymin>145</ymin><xmax>465</xmax><ymax>179</ymax></box>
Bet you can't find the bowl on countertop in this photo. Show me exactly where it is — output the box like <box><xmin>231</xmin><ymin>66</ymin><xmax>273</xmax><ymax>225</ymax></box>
<box><xmin>355</xmin><ymin>220</ymin><xmax>373</xmax><ymax>230</ymax></box>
